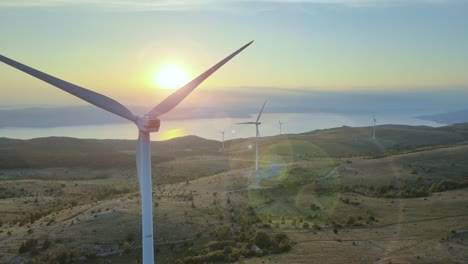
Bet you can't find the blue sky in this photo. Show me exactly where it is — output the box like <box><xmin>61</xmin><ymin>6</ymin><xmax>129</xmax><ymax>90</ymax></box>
<box><xmin>1</xmin><ymin>0</ymin><xmax>467</xmax><ymax>108</ymax></box>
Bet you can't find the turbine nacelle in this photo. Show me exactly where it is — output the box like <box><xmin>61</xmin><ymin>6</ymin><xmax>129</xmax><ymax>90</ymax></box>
<box><xmin>136</xmin><ymin>116</ymin><xmax>161</xmax><ymax>133</ymax></box>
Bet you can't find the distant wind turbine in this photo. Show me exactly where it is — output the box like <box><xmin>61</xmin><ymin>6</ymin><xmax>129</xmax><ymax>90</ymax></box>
<box><xmin>219</xmin><ymin>130</ymin><xmax>225</xmax><ymax>151</ymax></box>
<box><xmin>372</xmin><ymin>113</ymin><xmax>377</xmax><ymax>140</ymax></box>
<box><xmin>0</xmin><ymin>41</ymin><xmax>253</xmax><ymax>264</ymax></box>
<box><xmin>237</xmin><ymin>100</ymin><xmax>267</xmax><ymax>171</ymax></box>
<box><xmin>279</xmin><ymin>120</ymin><xmax>283</xmax><ymax>135</ymax></box>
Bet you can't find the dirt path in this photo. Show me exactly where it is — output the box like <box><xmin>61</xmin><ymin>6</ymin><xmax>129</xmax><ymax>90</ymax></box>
<box><xmin>380</xmin><ymin>223</ymin><xmax>457</xmax><ymax>260</ymax></box>
<box><xmin>316</xmin><ymin>163</ymin><xmax>343</xmax><ymax>181</ymax></box>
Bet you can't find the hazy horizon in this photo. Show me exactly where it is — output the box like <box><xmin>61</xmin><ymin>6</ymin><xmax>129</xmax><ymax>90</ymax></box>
<box><xmin>1</xmin><ymin>87</ymin><xmax>467</xmax><ymax>141</ymax></box>
<box><xmin>2</xmin><ymin>0</ymin><xmax>468</xmax><ymax>110</ymax></box>
<box><xmin>0</xmin><ymin>108</ymin><xmax>447</xmax><ymax>141</ymax></box>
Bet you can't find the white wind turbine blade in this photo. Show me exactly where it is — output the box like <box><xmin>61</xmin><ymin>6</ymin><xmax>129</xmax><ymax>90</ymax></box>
<box><xmin>256</xmin><ymin>100</ymin><xmax>267</xmax><ymax>123</ymax></box>
<box><xmin>236</xmin><ymin>122</ymin><xmax>256</xmax><ymax>124</ymax></box>
<box><xmin>147</xmin><ymin>41</ymin><xmax>254</xmax><ymax>117</ymax></box>
<box><xmin>0</xmin><ymin>55</ymin><xmax>137</xmax><ymax>122</ymax></box>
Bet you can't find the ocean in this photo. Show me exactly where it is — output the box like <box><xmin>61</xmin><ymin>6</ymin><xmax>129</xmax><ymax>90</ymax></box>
<box><xmin>0</xmin><ymin>112</ymin><xmax>443</xmax><ymax>141</ymax></box>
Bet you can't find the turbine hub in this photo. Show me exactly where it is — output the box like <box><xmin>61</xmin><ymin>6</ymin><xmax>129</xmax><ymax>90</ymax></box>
<box><xmin>136</xmin><ymin>116</ymin><xmax>160</xmax><ymax>132</ymax></box>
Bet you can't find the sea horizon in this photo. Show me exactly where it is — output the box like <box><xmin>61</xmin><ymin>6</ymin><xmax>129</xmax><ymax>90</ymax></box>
<box><xmin>0</xmin><ymin>111</ymin><xmax>444</xmax><ymax>142</ymax></box>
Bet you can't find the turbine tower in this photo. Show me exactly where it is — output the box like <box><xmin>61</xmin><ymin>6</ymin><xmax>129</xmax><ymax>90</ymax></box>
<box><xmin>0</xmin><ymin>41</ymin><xmax>253</xmax><ymax>264</ymax></box>
<box><xmin>279</xmin><ymin>120</ymin><xmax>283</xmax><ymax>135</ymax></box>
<box><xmin>372</xmin><ymin>113</ymin><xmax>377</xmax><ymax>140</ymax></box>
<box><xmin>237</xmin><ymin>100</ymin><xmax>267</xmax><ymax>171</ymax></box>
<box><xmin>219</xmin><ymin>130</ymin><xmax>225</xmax><ymax>151</ymax></box>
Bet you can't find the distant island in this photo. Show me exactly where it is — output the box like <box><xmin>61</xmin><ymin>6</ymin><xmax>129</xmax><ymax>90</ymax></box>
<box><xmin>417</xmin><ymin>109</ymin><xmax>468</xmax><ymax>125</ymax></box>
<box><xmin>2</xmin><ymin>89</ymin><xmax>468</xmax><ymax>128</ymax></box>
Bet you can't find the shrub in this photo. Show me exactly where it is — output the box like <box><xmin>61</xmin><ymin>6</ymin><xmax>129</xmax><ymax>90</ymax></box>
<box><xmin>214</xmin><ymin>225</ymin><xmax>232</xmax><ymax>240</ymax></box>
<box><xmin>127</xmin><ymin>232</ymin><xmax>135</xmax><ymax>242</ymax></box>
<box><xmin>346</xmin><ymin>216</ymin><xmax>356</xmax><ymax>226</ymax></box>
<box><xmin>56</xmin><ymin>250</ymin><xmax>68</xmax><ymax>264</ymax></box>
<box><xmin>123</xmin><ymin>241</ymin><xmax>132</xmax><ymax>253</ymax></box>
<box><xmin>291</xmin><ymin>219</ymin><xmax>297</xmax><ymax>228</ymax></box>
<box><xmin>19</xmin><ymin>239</ymin><xmax>38</xmax><ymax>254</ymax></box>
<box><xmin>85</xmin><ymin>249</ymin><xmax>97</xmax><ymax>259</ymax></box>
<box><xmin>253</xmin><ymin>230</ymin><xmax>272</xmax><ymax>249</ymax></box>
<box><xmin>271</xmin><ymin>233</ymin><xmax>292</xmax><ymax>253</ymax></box>
<box><xmin>206</xmin><ymin>240</ymin><xmax>236</xmax><ymax>251</ymax></box>
<box><xmin>310</xmin><ymin>203</ymin><xmax>321</xmax><ymax>210</ymax></box>
<box><xmin>312</xmin><ymin>222</ymin><xmax>321</xmax><ymax>230</ymax></box>
<box><xmin>42</xmin><ymin>238</ymin><xmax>51</xmax><ymax>250</ymax></box>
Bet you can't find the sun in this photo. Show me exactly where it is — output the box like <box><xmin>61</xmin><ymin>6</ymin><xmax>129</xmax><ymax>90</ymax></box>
<box><xmin>153</xmin><ymin>64</ymin><xmax>189</xmax><ymax>90</ymax></box>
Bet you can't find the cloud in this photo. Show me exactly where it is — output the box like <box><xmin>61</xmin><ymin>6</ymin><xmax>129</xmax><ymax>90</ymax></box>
<box><xmin>0</xmin><ymin>0</ymin><xmax>218</xmax><ymax>11</ymax></box>
<box><xmin>0</xmin><ymin>0</ymin><xmax>461</xmax><ymax>10</ymax></box>
<box><xmin>255</xmin><ymin>0</ymin><xmax>460</xmax><ymax>5</ymax></box>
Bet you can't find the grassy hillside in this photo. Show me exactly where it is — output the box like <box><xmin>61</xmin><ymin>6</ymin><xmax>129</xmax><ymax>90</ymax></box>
<box><xmin>0</xmin><ymin>123</ymin><xmax>467</xmax><ymax>263</ymax></box>
<box><xmin>2</xmin><ymin>123</ymin><xmax>468</xmax><ymax>170</ymax></box>
<box><xmin>225</xmin><ymin>123</ymin><xmax>468</xmax><ymax>163</ymax></box>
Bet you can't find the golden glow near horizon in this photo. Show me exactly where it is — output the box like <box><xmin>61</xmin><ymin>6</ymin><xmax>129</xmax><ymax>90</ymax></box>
<box><xmin>159</xmin><ymin>128</ymin><xmax>185</xmax><ymax>140</ymax></box>
<box><xmin>0</xmin><ymin>1</ymin><xmax>467</xmax><ymax>107</ymax></box>
<box><xmin>153</xmin><ymin>65</ymin><xmax>190</xmax><ymax>90</ymax></box>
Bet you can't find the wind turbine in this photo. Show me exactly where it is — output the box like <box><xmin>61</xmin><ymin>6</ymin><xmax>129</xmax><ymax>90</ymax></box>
<box><xmin>279</xmin><ymin>120</ymin><xmax>283</xmax><ymax>135</ymax></box>
<box><xmin>218</xmin><ymin>130</ymin><xmax>225</xmax><ymax>151</ymax></box>
<box><xmin>372</xmin><ymin>113</ymin><xmax>377</xmax><ymax>140</ymax></box>
<box><xmin>237</xmin><ymin>100</ymin><xmax>267</xmax><ymax>171</ymax></box>
<box><xmin>0</xmin><ymin>41</ymin><xmax>253</xmax><ymax>264</ymax></box>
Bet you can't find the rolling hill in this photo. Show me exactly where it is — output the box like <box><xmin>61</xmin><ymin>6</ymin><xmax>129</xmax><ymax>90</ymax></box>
<box><xmin>1</xmin><ymin>123</ymin><xmax>467</xmax><ymax>264</ymax></box>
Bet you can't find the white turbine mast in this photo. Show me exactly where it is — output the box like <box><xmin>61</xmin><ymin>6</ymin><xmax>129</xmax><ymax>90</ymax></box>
<box><xmin>218</xmin><ymin>130</ymin><xmax>225</xmax><ymax>151</ymax></box>
<box><xmin>372</xmin><ymin>113</ymin><xmax>377</xmax><ymax>140</ymax></box>
<box><xmin>0</xmin><ymin>40</ymin><xmax>253</xmax><ymax>264</ymax></box>
<box><xmin>237</xmin><ymin>100</ymin><xmax>267</xmax><ymax>171</ymax></box>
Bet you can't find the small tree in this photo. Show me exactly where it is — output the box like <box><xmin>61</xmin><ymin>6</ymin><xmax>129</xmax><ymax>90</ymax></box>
<box><xmin>42</xmin><ymin>238</ymin><xmax>51</xmax><ymax>249</ymax></box>
<box><xmin>253</xmin><ymin>230</ymin><xmax>272</xmax><ymax>249</ymax></box>
<box><xmin>312</xmin><ymin>222</ymin><xmax>320</xmax><ymax>231</ymax></box>
<box><xmin>214</xmin><ymin>225</ymin><xmax>232</xmax><ymax>240</ymax></box>
<box><xmin>56</xmin><ymin>250</ymin><xmax>68</xmax><ymax>264</ymax></box>
<box><xmin>291</xmin><ymin>219</ymin><xmax>297</xmax><ymax>228</ymax></box>
<box><xmin>346</xmin><ymin>216</ymin><xmax>356</xmax><ymax>226</ymax></box>
<box><xmin>123</xmin><ymin>241</ymin><xmax>132</xmax><ymax>253</ymax></box>
<box><xmin>218</xmin><ymin>212</ymin><xmax>225</xmax><ymax>223</ymax></box>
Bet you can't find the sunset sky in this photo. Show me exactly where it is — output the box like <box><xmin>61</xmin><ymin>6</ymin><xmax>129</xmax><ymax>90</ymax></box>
<box><xmin>1</xmin><ymin>0</ymin><xmax>467</xmax><ymax>109</ymax></box>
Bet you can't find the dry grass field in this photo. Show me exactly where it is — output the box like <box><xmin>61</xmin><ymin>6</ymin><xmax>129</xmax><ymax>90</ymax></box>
<box><xmin>1</xmin><ymin>124</ymin><xmax>467</xmax><ymax>263</ymax></box>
